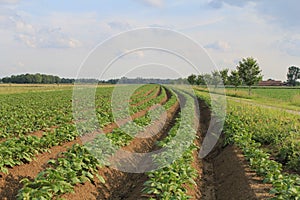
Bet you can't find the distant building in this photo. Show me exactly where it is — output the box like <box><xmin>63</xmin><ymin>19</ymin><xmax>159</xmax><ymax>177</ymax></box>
<box><xmin>258</xmin><ymin>79</ymin><xmax>283</xmax><ymax>86</ymax></box>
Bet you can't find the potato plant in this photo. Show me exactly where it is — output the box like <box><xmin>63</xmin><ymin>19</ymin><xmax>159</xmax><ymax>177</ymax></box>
<box><xmin>16</xmin><ymin>85</ymin><xmax>179</xmax><ymax>199</ymax></box>
<box><xmin>143</xmin><ymin>89</ymin><xmax>199</xmax><ymax>199</ymax></box>
<box><xmin>196</xmin><ymin>91</ymin><xmax>300</xmax><ymax>199</ymax></box>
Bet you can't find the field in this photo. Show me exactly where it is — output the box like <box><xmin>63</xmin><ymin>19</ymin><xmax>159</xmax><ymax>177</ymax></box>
<box><xmin>0</xmin><ymin>84</ymin><xmax>299</xmax><ymax>199</ymax></box>
<box><xmin>196</xmin><ymin>86</ymin><xmax>300</xmax><ymax>111</ymax></box>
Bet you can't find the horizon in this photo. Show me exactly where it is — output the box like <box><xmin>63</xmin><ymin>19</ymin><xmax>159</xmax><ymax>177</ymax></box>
<box><xmin>0</xmin><ymin>72</ymin><xmax>289</xmax><ymax>82</ymax></box>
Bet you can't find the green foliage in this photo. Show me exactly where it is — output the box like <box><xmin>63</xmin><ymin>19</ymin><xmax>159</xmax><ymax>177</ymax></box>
<box><xmin>0</xmin><ymin>85</ymin><xmax>165</xmax><ymax>173</ymax></box>
<box><xmin>228</xmin><ymin>70</ymin><xmax>242</xmax><ymax>89</ymax></box>
<box><xmin>237</xmin><ymin>57</ymin><xmax>263</xmax><ymax>95</ymax></box>
<box><xmin>223</xmin><ymin>111</ymin><xmax>300</xmax><ymax>199</ymax></box>
<box><xmin>219</xmin><ymin>68</ymin><xmax>229</xmax><ymax>85</ymax></box>
<box><xmin>143</xmin><ymin>89</ymin><xmax>198</xmax><ymax>199</ymax></box>
<box><xmin>187</xmin><ymin>74</ymin><xmax>197</xmax><ymax>85</ymax></box>
<box><xmin>196</xmin><ymin>91</ymin><xmax>300</xmax><ymax>199</ymax></box>
<box><xmin>17</xmin><ymin>144</ymin><xmax>105</xmax><ymax>200</ymax></box>
<box><xmin>287</xmin><ymin>66</ymin><xmax>300</xmax><ymax>86</ymax></box>
<box><xmin>1</xmin><ymin>73</ymin><xmax>68</xmax><ymax>84</ymax></box>
<box><xmin>16</xmin><ymin>85</ymin><xmax>179</xmax><ymax>199</ymax></box>
<box><xmin>196</xmin><ymin>74</ymin><xmax>205</xmax><ymax>85</ymax></box>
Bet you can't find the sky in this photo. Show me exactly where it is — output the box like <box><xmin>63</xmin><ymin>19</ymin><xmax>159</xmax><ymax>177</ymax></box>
<box><xmin>1</xmin><ymin>0</ymin><xmax>300</xmax><ymax>80</ymax></box>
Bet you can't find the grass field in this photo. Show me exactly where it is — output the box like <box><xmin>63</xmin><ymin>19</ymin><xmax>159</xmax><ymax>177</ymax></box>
<box><xmin>0</xmin><ymin>84</ymin><xmax>299</xmax><ymax>199</ymax></box>
<box><xmin>0</xmin><ymin>84</ymin><xmax>74</xmax><ymax>94</ymax></box>
<box><xmin>195</xmin><ymin>86</ymin><xmax>300</xmax><ymax>111</ymax></box>
<box><xmin>0</xmin><ymin>84</ymin><xmax>115</xmax><ymax>94</ymax></box>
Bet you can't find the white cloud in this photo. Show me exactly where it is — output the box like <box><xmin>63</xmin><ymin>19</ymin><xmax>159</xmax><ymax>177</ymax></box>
<box><xmin>204</xmin><ymin>41</ymin><xmax>230</xmax><ymax>51</ymax></box>
<box><xmin>137</xmin><ymin>0</ymin><xmax>164</xmax><ymax>8</ymax></box>
<box><xmin>277</xmin><ymin>36</ymin><xmax>300</xmax><ymax>57</ymax></box>
<box><xmin>119</xmin><ymin>49</ymin><xmax>145</xmax><ymax>59</ymax></box>
<box><xmin>0</xmin><ymin>0</ymin><xmax>20</xmax><ymax>4</ymax></box>
<box><xmin>16</xmin><ymin>61</ymin><xmax>24</xmax><ymax>67</ymax></box>
<box><xmin>180</xmin><ymin>17</ymin><xmax>224</xmax><ymax>31</ymax></box>
<box><xmin>108</xmin><ymin>21</ymin><xmax>132</xmax><ymax>30</ymax></box>
<box><xmin>256</xmin><ymin>1</ymin><xmax>300</xmax><ymax>29</ymax></box>
<box><xmin>207</xmin><ymin>0</ymin><xmax>254</xmax><ymax>8</ymax></box>
<box><xmin>10</xmin><ymin>16</ymin><xmax>81</xmax><ymax>48</ymax></box>
<box><xmin>208</xmin><ymin>0</ymin><xmax>300</xmax><ymax>29</ymax></box>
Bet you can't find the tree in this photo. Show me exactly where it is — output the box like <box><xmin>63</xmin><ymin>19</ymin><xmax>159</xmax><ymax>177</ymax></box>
<box><xmin>228</xmin><ymin>70</ymin><xmax>242</xmax><ymax>91</ymax></box>
<box><xmin>33</xmin><ymin>73</ymin><xmax>43</xmax><ymax>83</ymax></box>
<box><xmin>187</xmin><ymin>74</ymin><xmax>197</xmax><ymax>85</ymax></box>
<box><xmin>203</xmin><ymin>73</ymin><xmax>212</xmax><ymax>85</ymax></box>
<box><xmin>211</xmin><ymin>70</ymin><xmax>222</xmax><ymax>89</ymax></box>
<box><xmin>287</xmin><ymin>66</ymin><xmax>300</xmax><ymax>86</ymax></box>
<box><xmin>219</xmin><ymin>68</ymin><xmax>229</xmax><ymax>85</ymax></box>
<box><xmin>196</xmin><ymin>74</ymin><xmax>205</xmax><ymax>85</ymax></box>
<box><xmin>237</xmin><ymin>57</ymin><xmax>262</xmax><ymax>95</ymax></box>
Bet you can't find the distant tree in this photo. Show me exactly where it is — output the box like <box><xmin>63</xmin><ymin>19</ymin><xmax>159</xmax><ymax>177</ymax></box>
<box><xmin>228</xmin><ymin>70</ymin><xmax>242</xmax><ymax>90</ymax></box>
<box><xmin>287</xmin><ymin>66</ymin><xmax>300</xmax><ymax>86</ymax></box>
<box><xmin>25</xmin><ymin>74</ymin><xmax>34</xmax><ymax>83</ymax></box>
<box><xmin>237</xmin><ymin>57</ymin><xmax>262</xmax><ymax>95</ymax></box>
<box><xmin>219</xmin><ymin>68</ymin><xmax>229</xmax><ymax>85</ymax></box>
<box><xmin>211</xmin><ymin>70</ymin><xmax>223</xmax><ymax>88</ymax></box>
<box><xmin>1</xmin><ymin>77</ymin><xmax>10</xmax><ymax>83</ymax></box>
<box><xmin>54</xmin><ymin>76</ymin><xmax>61</xmax><ymax>84</ymax></box>
<box><xmin>61</xmin><ymin>78</ymin><xmax>75</xmax><ymax>84</ymax></box>
<box><xmin>1</xmin><ymin>73</ymin><xmax>71</xmax><ymax>84</ymax></box>
<box><xmin>106</xmin><ymin>79</ymin><xmax>119</xmax><ymax>84</ymax></box>
<box><xmin>187</xmin><ymin>74</ymin><xmax>197</xmax><ymax>85</ymax></box>
<box><xmin>33</xmin><ymin>73</ymin><xmax>42</xmax><ymax>83</ymax></box>
<box><xmin>203</xmin><ymin>73</ymin><xmax>213</xmax><ymax>85</ymax></box>
<box><xmin>196</xmin><ymin>74</ymin><xmax>205</xmax><ymax>85</ymax></box>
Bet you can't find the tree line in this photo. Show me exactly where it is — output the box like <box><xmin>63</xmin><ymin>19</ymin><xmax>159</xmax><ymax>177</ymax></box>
<box><xmin>0</xmin><ymin>74</ymin><xmax>75</xmax><ymax>84</ymax></box>
<box><xmin>187</xmin><ymin>57</ymin><xmax>300</xmax><ymax>94</ymax></box>
<box><xmin>0</xmin><ymin>74</ymin><xmax>126</xmax><ymax>84</ymax></box>
<box><xmin>187</xmin><ymin>57</ymin><xmax>262</xmax><ymax>95</ymax></box>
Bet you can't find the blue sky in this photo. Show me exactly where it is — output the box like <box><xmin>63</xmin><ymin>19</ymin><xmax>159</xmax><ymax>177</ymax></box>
<box><xmin>1</xmin><ymin>0</ymin><xmax>300</xmax><ymax>80</ymax></box>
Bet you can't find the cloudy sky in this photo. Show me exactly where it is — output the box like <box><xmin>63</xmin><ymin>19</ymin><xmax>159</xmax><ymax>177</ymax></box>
<box><xmin>1</xmin><ymin>0</ymin><xmax>300</xmax><ymax>80</ymax></box>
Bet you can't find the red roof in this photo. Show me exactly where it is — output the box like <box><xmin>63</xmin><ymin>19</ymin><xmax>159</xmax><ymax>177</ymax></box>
<box><xmin>258</xmin><ymin>80</ymin><xmax>283</xmax><ymax>86</ymax></box>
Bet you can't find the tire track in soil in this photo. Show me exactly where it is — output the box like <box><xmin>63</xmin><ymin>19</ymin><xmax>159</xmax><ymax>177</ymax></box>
<box><xmin>61</xmin><ymin>89</ymin><xmax>181</xmax><ymax>200</ymax></box>
<box><xmin>0</xmin><ymin>87</ymin><xmax>166</xmax><ymax>200</ymax></box>
<box><xmin>198</xmin><ymin>100</ymin><xmax>274</xmax><ymax>200</ymax></box>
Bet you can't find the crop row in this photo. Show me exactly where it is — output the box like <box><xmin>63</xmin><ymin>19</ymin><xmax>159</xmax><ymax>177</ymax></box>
<box><xmin>130</xmin><ymin>84</ymin><xmax>160</xmax><ymax>105</ymax></box>
<box><xmin>228</xmin><ymin>102</ymin><xmax>300</xmax><ymax>172</ymax></box>
<box><xmin>74</xmin><ymin>85</ymin><xmax>161</xmax><ymax>131</ymax></box>
<box><xmin>142</xmin><ymin>88</ymin><xmax>199</xmax><ymax>199</ymax></box>
<box><xmin>196</xmin><ymin>91</ymin><xmax>300</xmax><ymax>199</ymax></box>
<box><xmin>16</xmin><ymin>86</ymin><xmax>178</xmax><ymax>199</ymax></box>
<box><xmin>107</xmin><ymin>86</ymin><xmax>170</xmax><ymax>146</ymax></box>
<box><xmin>0</xmin><ymin>85</ymin><xmax>160</xmax><ymax>173</ymax></box>
<box><xmin>0</xmin><ymin>85</ymin><xmax>156</xmax><ymax>139</ymax></box>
